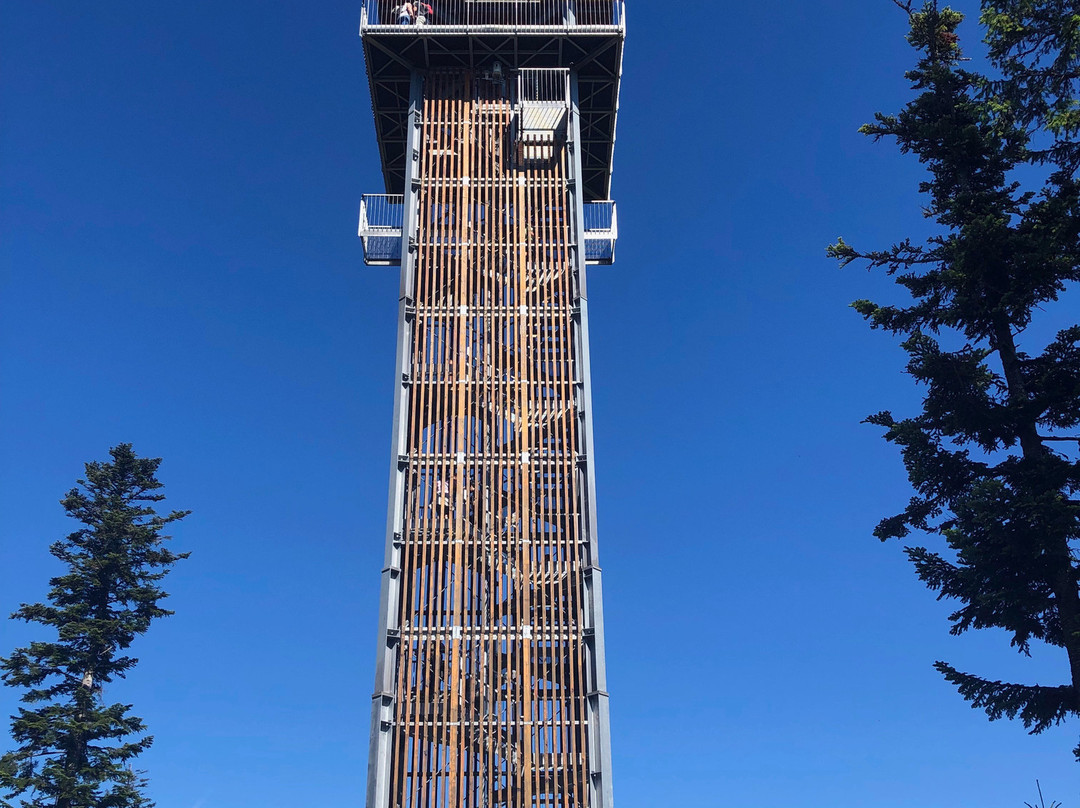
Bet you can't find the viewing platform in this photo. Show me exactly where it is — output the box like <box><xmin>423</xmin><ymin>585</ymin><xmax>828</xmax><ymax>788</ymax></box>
<box><xmin>360</xmin><ymin>0</ymin><xmax>624</xmax><ymax>201</ymax></box>
<box><xmin>361</xmin><ymin>0</ymin><xmax>622</xmax><ymax>29</ymax></box>
<box><xmin>358</xmin><ymin>194</ymin><xmax>617</xmax><ymax>266</ymax></box>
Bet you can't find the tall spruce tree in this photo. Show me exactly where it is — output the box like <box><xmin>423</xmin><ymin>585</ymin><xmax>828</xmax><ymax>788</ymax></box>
<box><xmin>829</xmin><ymin>1</ymin><xmax>1080</xmax><ymax>758</ymax></box>
<box><xmin>0</xmin><ymin>445</ymin><xmax>189</xmax><ymax>807</ymax></box>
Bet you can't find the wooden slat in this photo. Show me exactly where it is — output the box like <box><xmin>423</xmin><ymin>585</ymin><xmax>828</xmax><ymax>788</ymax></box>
<box><xmin>388</xmin><ymin>70</ymin><xmax>591</xmax><ymax>808</ymax></box>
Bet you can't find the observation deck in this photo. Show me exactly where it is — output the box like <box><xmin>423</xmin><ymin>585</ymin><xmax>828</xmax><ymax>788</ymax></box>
<box><xmin>360</xmin><ymin>0</ymin><xmax>624</xmax><ymax>201</ymax></box>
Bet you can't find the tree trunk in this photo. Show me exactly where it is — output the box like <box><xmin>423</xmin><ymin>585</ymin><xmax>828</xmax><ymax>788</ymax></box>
<box><xmin>994</xmin><ymin>316</ymin><xmax>1080</xmax><ymax>704</ymax></box>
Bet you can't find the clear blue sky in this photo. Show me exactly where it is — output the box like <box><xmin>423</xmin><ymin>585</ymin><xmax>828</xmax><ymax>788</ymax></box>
<box><xmin>1</xmin><ymin>1</ymin><xmax>1076</xmax><ymax>805</ymax></box>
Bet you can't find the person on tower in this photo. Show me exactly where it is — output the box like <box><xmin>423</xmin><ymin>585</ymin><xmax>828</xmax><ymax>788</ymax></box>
<box><xmin>415</xmin><ymin>1</ymin><xmax>433</xmax><ymax>23</ymax></box>
<box><xmin>392</xmin><ymin>1</ymin><xmax>414</xmax><ymax>24</ymax></box>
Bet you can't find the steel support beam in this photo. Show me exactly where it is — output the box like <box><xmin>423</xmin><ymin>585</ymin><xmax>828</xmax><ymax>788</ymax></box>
<box><xmin>365</xmin><ymin>70</ymin><xmax>424</xmax><ymax>808</ymax></box>
<box><xmin>568</xmin><ymin>69</ymin><xmax>615</xmax><ymax>808</ymax></box>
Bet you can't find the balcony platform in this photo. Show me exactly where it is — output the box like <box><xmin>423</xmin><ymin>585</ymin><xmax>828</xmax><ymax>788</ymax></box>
<box><xmin>361</xmin><ymin>0</ymin><xmax>624</xmax><ymax>201</ymax></box>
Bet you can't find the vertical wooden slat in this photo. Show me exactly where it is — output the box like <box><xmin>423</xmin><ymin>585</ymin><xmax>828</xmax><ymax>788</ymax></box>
<box><xmin>389</xmin><ymin>68</ymin><xmax>592</xmax><ymax>808</ymax></box>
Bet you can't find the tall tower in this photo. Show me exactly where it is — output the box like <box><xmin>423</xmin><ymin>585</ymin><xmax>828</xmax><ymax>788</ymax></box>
<box><xmin>358</xmin><ymin>4</ymin><xmax>623</xmax><ymax>807</ymax></box>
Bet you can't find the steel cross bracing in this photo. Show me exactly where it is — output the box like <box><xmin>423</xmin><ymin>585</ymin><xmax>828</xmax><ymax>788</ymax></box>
<box><xmin>361</xmin><ymin>17</ymin><xmax>623</xmax><ymax>202</ymax></box>
<box><xmin>365</xmin><ymin>69</ymin><xmax>614</xmax><ymax>808</ymax></box>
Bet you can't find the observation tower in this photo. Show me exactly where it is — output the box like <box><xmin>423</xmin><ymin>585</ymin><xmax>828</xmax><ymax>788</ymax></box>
<box><xmin>357</xmin><ymin>3</ymin><xmax>624</xmax><ymax>807</ymax></box>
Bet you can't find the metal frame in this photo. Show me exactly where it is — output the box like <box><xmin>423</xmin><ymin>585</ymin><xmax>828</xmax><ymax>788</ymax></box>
<box><xmin>360</xmin><ymin>0</ymin><xmax>624</xmax><ymax>32</ymax></box>
<box><xmin>364</xmin><ymin>67</ymin><xmax>617</xmax><ymax>808</ymax></box>
<box><xmin>367</xmin><ymin>71</ymin><xmax>425</xmax><ymax>808</ymax></box>
<box><xmin>567</xmin><ymin>68</ymin><xmax>613</xmax><ymax>808</ymax></box>
<box><xmin>360</xmin><ymin>12</ymin><xmax>624</xmax><ymax>201</ymax></box>
<box><xmin>359</xmin><ymin>194</ymin><xmax>406</xmax><ymax>265</ymax></box>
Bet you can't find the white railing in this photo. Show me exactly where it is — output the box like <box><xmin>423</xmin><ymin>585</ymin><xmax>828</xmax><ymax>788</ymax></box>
<box><xmin>583</xmin><ymin>200</ymin><xmax>616</xmax><ymax>263</ymax></box>
<box><xmin>518</xmin><ymin>68</ymin><xmax>569</xmax><ymax>104</ymax></box>
<box><xmin>518</xmin><ymin>68</ymin><xmax>569</xmax><ymax>144</ymax></box>
<box><xmin>359</xmin><ymin>194</ymin><xmax>405</xmax><ymax>265</ymax></box>
<box><xmin>518</xmin><ymin>68</ymin><xmax>569</xmax><ymax>126</ymax></box>
<box><xmin>361</xmin><ymin>0</ymin><xmax>623</xmax><ymax>29</ymax></box>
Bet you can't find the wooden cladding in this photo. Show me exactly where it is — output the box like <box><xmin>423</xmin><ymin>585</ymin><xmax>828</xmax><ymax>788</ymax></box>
<box><xmin>385</xmin><ymin>70</ymin><xmax>593</xmax><ymax>808</ymax></box>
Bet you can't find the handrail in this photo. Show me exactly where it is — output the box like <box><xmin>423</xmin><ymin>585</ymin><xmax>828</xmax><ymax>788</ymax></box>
<box><xmin>583</xmin><ymin>200</ymin><xmax>616</xmax><ymax>264</ymax></box>
<box><xmin>583</xmin><ymin>200</ymin><xmax>616</xmax><ymax>237</ymax></box>
<box><xmin>361</xmin><ymin>0</ymin><xmax>623</xmax><ymax>29</ymax></box>
<box><xmin>359</xmin><ymin>195</ymin><xmax>405</xmax><ymax>265</ymax></box>
<box><xmin>359</xmin><ymin>194</ymin><xmax>405</xmax><ymax>234</ymax></box>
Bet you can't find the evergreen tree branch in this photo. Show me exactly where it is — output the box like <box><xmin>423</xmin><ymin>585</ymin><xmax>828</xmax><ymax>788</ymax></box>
<box><xmin>935</xmin><ymin>661</ymin><xmax>1077</xmax><ymax>733</ymax></box>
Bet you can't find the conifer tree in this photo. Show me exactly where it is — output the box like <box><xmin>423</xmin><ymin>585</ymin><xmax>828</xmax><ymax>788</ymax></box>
<box><xmin>0</xmin><ymin>445</ymin><xmax>189</xmax><ymax>806</ymax></box>
<box><xmin>982</xmin><ymin>0</ymin><xmax>1080</xmax><ymax>172</ymax></box>
<box><xmin>829</xmin><ymin>1</ymin><xmax>1080</xmax><ymax>758</ymax></box>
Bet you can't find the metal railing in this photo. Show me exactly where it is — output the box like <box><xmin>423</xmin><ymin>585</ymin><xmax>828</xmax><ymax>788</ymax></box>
<box><xmin>518</xmin><ymin>68</ymin><xmax>570</xmax><ymax>104</ymax></box>
<box><xmin>359</xmin><ymin>195</ymin><xmax>617</xmax><ymax>266</ymax></box>
<box><xmin>583</xmin><ymin>200</ymin><xmax>617</xmax><ymax>264</ymax></box>
<box><xmin>518</xmin><ymin>69</ymin><xmax>570</xmax><ymax>141</ymax></box>
<box><xmin>359</xmin><ymin>194</ymin><xmax>405</xmax><ymax>265</ymax></box>
<box><xmin>361</xmin><ymin>0</ymin><xmax>623</xmax><ymax>29</ymax></box>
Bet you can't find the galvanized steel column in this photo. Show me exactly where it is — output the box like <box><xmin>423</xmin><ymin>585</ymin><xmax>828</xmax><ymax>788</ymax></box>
<box><xmin>568</xmin><ymin>69</ymin><xmax>615</xmax><ymax>808</ymax></box>
<box><xmin>366</xmin><ymin>71</ymin><xmax>424</xmax><ymax>808</ymax></box>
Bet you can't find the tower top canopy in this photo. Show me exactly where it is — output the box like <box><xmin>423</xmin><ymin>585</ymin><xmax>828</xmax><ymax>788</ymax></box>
<box><xmin>361</xmin><ymin>0</ymin><xmax>624</xmax><ymax>200</ymax></box>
